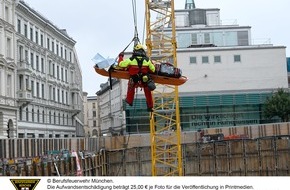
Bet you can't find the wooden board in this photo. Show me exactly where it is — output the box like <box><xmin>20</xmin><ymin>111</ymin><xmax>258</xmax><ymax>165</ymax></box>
<box><xmin>94</xmin><ymin>66</ymin><xmax>188</xmax><ymax>86</ymax></box>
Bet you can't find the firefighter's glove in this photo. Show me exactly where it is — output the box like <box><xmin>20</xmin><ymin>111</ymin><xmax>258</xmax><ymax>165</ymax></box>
<box><xmin>118</xmin><ymin>52</ymin><xmax>124</xmax><ymax>63</ymax></box>
<box><xmin>119</xmin><ymin>52</ymin><xmax>124</xmax><ymax>57</ymax></box>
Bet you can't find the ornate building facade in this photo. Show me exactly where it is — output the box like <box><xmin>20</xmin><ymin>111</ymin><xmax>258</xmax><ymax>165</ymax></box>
<box><xmin>0</xmin><ymin>0</ymin><xmax>84</xmax><ymax>138</ymax></box>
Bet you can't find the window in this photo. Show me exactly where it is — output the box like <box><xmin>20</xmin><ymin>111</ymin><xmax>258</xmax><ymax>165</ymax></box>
<box><xmin>26</xmin><ymin>108</ymin><xmax>29</xmax><ymax>121</ymax></box>
<box><xmin>65</xmin><ymin>92</ymin><xmax>68</xmax><ymax>104</ymax></box>
<box><xmin>234</xmin><ymin>55</ymin><xmax>241</xmax><ymax>62</ymax></box>
<box><xmin>17</xmin><ymin>19</ymin><xmax>21</xmax><ymax>33</ymax></box>
<box><xmin>65</xmin><ymin>70</ymin><xmax>68</xmax><ymax>82</ymax></box>
<box><xmin>40</xmin><ymin>34</ymin><xmax>43</xmax><ymax>46</ymax></box>
<box><xmin>36</xmin><ymin>82</ymin><xmax>39</xmax><ymax>98</ymax></box>
<box><xmin>25</xmin><ymin>50</ymin><xmax>28</xmax><ymax>62</ymax></box>
<box><xmin>67</xmin><ymin>114</ymin><xmax>69</xmax><ymax>125</ymax></box>
<box><xmin>25</xmin><ymin>77</ymin><xmax>29</xmax><ymax>90</ymax></box>
<box><xmin>30</xmin><ymin>27</ymin><xmax>33</xmax><ymax>41</ymax></box>
<box><xmin>49</xmin><ymin>85</ymin><xmax>52</xmax><ymax>100</ymax></box>
<box><xmin>71</xmin><ymin>71</ymin><xmax>74</xmax><ymax>81</ymax></box>
<box><xmin>41</xmin><ymin>58</ymin><xmax>44</xmax><ymax>73</ymax></box>
<box><xmin>42</xmin><ymin>84</ymin><xmax>45</xmax><ymax>99</ymax></box>
<box><xmin>56</xmin><ymin>44</ymin><xmax>59</xmax><ymax>55</ymax></box>
<box><xmin>52</xmin><ymin>63</ymin><xmax>55</xmax><ymax>77</ymax></box>
<box><xmin>214</xmin><ymin>55</ymin><xmax>221</xmax><ymax>63</ymax></box>
<box><xmin>6</xmin><ymin>38</ymin><xmax>12</xmax><ymax>58</ymax></box>
<box><xmin>57</xmin><ymin>89</ymin><xmax>60</xmax><ymax>103</ymax></box>
<box><xmin>62</xmin><ymin>114</ymin><xmax>65</xmax><ymax>125</ymax></box>
<box><xmin>5</xmin><ymin>6</ymin><xmax>9</xmax><ymax>22</ymax></box>
<box><xmin>49</xmin><ymin>111</ymin><xmax>51</xmax><ymax>124</ymax></box>
<box><xmin>93</xmin><ymin>111</ymin><xmax>96</xmax><ymax>117</ymax></box>
<box><xmin>237</xmin><ymin>31</ymin><xmax>249</xmax><ymax>46</ymax></box>
<box><xmin>61</xmin><ymin>90</ymin><xmax>64</xmax><ymax>104</ymax></box>
<box><xmin>31</xmin><ymin>81</ymin><xmax>34</xmax><ymax>97</ymax></box>
<box><xmin>24</xmin><ymin>24</ymin><xmax>28</xmax><ymax>38</ymax></box>
<box><xmin>32</xmin><ymin>109</ymin><xmax>34</xmax><ymax>122</ymax></box>
<box><xmin>36</xmin><ymin>55</ymin><xmax>39</xmax><ymax>71</ymax></box>
<box><xmin>52</xmin><ymin>41</ymin><xmax>54</xmax><ymax>52</ymax></box>
<box><xmin>47</xmin><ymin>38</ymin><xmax>50</xmax><ymax>50</ymax></box>
<box><xmin>35</xmin><ymin>30</ymin><xmax>38</xmax><ymax>44</ymax></box>
<box><xmin>19</xmin><ymin>46</ymin><xmax>23</xmax><ymax>61</ymax></box>
<box><xmin>19</xmin><ymin>75</ymin><xmax>23</xmax><ymax>90</ymax></box>
<box><xmin>204</xmin><ymin>33</ymin><xmax>210</xmax><ymax>44</ymax></box>
<box><xmin>191</xmin><ymin>33</ymin><xmax>197</xmax><ymax>45</ymax></box>
<box><xmin>48</xmin><ymin>61</ymin><xmax>52</xmax><ymax>75</ymax></box>
<box><xmin>92</xmin><ymin>103</ymin><xmax>96</xmax><ymax>109</ymax></box>
<box><xmin>202</xmin><ymin>56</ymin><xmax>209</xmax><ymax>64</ymax></box>
<box><xmin>61</xmin><ymin>68</ymin><xmax>64</xmax><ymax>81</ymax></box>
<box><xmin>7</xmin><ymin>74</ymin><xmax>12</xmax><ymax>96</ymax></box>
<box><xmin>37</xmin><ymin>110</ymin><xmax>40</xmax><ymax>122</ymax></box>
<box><xmin>30</xmin><ymin>53</ymin><xmax>34</xmax><ymax>69</ymax></box>
<box><xmin>53</xmin><ymin>88</ymin><xmax>56</xmax><ymax>101</ymax></box>
<box><xmin>93</xmin><ymin>121</ymin><xmax>96</xmax><ymax>127</ymax></box>
<box><xmin>189</xmin><ymin>56</ymin><xmax>197</xmax><ymax>64</ymax></box>
<box><xmin>42</xmin><ymin>111</ymin><xmax>45</xmax><ymax>123</ymax></box>
<box><xmin>19</xmin><ymin>107</ymin><xmax>23</xmax><ymax>121</ymax></box>
<box><xmin>57</xmin><ymin>65</ymin><xmax>59</xmax><ymax>79</ymax></box>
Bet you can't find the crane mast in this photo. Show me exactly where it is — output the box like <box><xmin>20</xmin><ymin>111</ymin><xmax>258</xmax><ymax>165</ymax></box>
<box><xmin>145</xmin><ymin>0</ymin><xmax>183</xmax><ymax>176</ymax></box>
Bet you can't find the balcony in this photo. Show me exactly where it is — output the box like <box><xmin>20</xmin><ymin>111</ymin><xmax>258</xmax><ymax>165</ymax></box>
<box><xmin>17</xmin><ymin>90</ymin><xmax>33</xmax><ymax>106</ymax></box>
<box><xmin>17</xmin><ymin>60</ymin><xmax>32</xmax><ymax>74</ymax></box>
<box><xmin>72</xmin><ymin>104</ymin><xmax>81</xmax><ymax>116</ymax></box>
<box><xmin>70</xmin><ymin>82</ymin><xmax>80</xmax><ymax>92</ymax></box>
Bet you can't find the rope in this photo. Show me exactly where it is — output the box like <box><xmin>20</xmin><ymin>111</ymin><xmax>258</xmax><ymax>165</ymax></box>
<box><xmin>131</xmin><ymin>0</ymin><xmax>139</xmax><ymax>46</ymax></box>
<box><xmin>115</xmin><ymin>1</ymin><xmax>140</xmax><ymax>174</ymax></box>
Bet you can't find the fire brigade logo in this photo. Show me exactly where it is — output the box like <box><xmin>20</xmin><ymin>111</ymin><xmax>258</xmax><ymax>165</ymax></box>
<box><xmin>10</xmin><ymin>179</ymin><xmax>40</xmax><ymax>190</ymax></box>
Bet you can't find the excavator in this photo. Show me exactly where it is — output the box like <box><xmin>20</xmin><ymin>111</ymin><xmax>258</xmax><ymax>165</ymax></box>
<box><xmin>94</xmin><ymin>0</ymin><xmax>186</xmax><ymax>176</ymax></box>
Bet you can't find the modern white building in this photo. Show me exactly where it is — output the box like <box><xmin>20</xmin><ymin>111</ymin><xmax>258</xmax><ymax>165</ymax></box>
<box><xmin>178</xmin><ymin>46</ymin><xmax>287</xmax><ymax>93</ymax></box>
<box><xmin>95</xmin><ymin>5</ymin><xmax>288</xmax><ymax>134</ymax></box>
<box><xmin>0</xmin><ymin>0</ymin><xmax>84</xmax><ymax>138</ymax></box>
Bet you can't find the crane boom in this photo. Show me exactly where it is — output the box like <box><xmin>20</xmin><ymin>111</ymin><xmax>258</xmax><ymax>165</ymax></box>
<box><xmin>145</xmin><ymin>0</ymin><xmax>183</xmax><ymax>176</ymax></box>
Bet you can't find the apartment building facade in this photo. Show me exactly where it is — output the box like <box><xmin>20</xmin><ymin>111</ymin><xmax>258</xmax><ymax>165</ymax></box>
<box><xmin>0</xmin><ymin>0</ymin><xmax>18</xmax><ymax>138</ymax></box>
<box><xmin>96</xmin><ymin>79</ymin><xmax>126</xmax><ymax>136</ymax></box>
<box><xmin>83</xmin><ymin>92</ymin><xmax>99</xmax><ymax>137</ymax></box>
<box><xmin>0</xmin><ymin>0</ymin><xmax>84</xmax><ymax>138</ymax></box>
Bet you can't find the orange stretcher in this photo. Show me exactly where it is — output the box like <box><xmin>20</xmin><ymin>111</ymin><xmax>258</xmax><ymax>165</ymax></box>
<box><xmin>94</xmin><ymin>65</ymin><xmax>188</xmax><ymax>86</ymax></box>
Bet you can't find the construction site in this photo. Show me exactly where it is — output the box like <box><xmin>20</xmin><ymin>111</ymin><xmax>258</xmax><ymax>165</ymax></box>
<box><xmin>1</xmin><ymin>122</ymin><xmax>290</xmax><ymax>176</ymax></box>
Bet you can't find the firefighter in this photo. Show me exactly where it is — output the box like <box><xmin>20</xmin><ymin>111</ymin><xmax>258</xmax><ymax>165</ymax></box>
<box><xmin>118</xmin><ymin>44</ymin><xmax>156</xmax><ymax>112</ymax></box>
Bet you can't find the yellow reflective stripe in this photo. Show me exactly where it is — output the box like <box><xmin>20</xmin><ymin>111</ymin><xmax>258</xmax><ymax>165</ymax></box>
<box><xmin>119</xmin><ymin>58</ymin><xmax>155</xmax><ymax>72</ymax></box>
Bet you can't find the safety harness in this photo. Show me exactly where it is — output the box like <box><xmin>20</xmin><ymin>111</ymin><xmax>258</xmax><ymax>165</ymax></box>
<box><xmin>129</xmin><ymin>55</ymin><xmax>156</xmax><ymax>91</ymax></box>
<box><xmin>129</xmin><ymin>56</ymin><xmax>147</xmax><ymax>83</ymax></box>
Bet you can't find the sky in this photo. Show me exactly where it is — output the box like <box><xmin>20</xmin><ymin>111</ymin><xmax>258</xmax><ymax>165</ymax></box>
<box><xmin>23</xmin><ymin>0</ymin><xmax>290</xmax><ymax>96</ymax></box>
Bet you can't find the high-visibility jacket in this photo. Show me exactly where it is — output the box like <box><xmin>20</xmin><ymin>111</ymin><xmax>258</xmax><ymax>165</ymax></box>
<box><xmin>118</xmin><ymin>56</ymin><xmax>155</xmax><ymax>76</ymax></box>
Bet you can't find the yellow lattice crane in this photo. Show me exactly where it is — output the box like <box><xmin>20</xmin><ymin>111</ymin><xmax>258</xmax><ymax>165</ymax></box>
<box><xmin>94</xmin><ymin>0</ymin><xmax>184</xmax><ymax>176</ymax></box>
<box><xmin>145</xmin><ymin>0</ymin><xmax>183</xmax><ymax>176</ymax></box>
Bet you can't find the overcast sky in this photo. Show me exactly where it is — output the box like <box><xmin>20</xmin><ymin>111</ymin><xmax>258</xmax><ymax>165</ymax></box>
<box><xmin>23</xmin><ymin>0</ymin><xmax>290</xmax><ymax>96</ymax></box>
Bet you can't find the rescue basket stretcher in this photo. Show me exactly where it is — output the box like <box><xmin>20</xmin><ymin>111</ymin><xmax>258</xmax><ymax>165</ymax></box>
<box><xmin>94</xmin><ymin>64</ymin><xmax>188</xmax><ymax>86</ymax></box>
